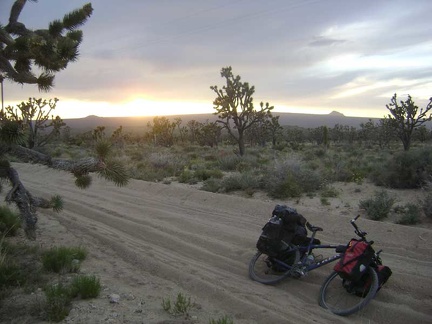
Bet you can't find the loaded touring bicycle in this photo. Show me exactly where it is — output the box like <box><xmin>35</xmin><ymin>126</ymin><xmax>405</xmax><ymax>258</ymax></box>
<box><xmin>249</xmin><ymin>205</ymin><xmax>392</xmax><ymax>316</ymax></box>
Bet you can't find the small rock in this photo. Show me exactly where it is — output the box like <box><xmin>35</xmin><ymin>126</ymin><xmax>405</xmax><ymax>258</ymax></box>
<box><xmin>108</xmin><ymin>293</ymin><xmax>120</xmax><ymax>303</ymax></box>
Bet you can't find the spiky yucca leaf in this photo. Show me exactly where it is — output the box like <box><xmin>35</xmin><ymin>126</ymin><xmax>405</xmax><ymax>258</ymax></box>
<box><xmin>0</xmin><ymin>121</ymin><xmax>27</xmax><ymax>145</ymax></box>
<box><xmin>63</xmin><ymin>3</ymin><xmax>93</xmax><ymax>30</ymax></box>
<box><xmin>98</xmin><ymin>160</ymin><xmax>129</xmax><ymax>187</ymax></box>
<box><xmin>67</xmin><ymin>30</ymin><xmax>83</xmax><ymax>42</ymax></box>
<box><xmin>50</xmin><ymin>195</ymin><xmax>63</xmax><ymax>212</ymax></box>
<box><xmin>37</xmin><ymin>73</ymin><xmax>55</xmax><ymax>92</ymax></box>
<box><xmin>75</xmin><ymin>174</ymin><xmax>92</xmax><ymax>189</ymax></box>
<box><xmin>48</xmin><ymin>19</ymin><xmax>64</xmax><ymax>36</ymax></box>
<box><xmin>95</xmin><ymin>140</ymin><xmax>111</xmax><ymax>159</ymax></box>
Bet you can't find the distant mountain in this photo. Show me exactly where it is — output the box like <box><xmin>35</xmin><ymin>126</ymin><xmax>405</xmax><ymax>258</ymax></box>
<box><xmin>63</xmin><ymin>111</ymin><xmax>380</xmax><ymax>133</ymax></box>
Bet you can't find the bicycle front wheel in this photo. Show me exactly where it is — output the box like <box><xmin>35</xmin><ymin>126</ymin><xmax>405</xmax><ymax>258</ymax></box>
<box><xmin>318</xmin><ymin>266</ymin><xmax>379</xmax><ymax>316</ymax></box>
<box><xmin>248</xmin><ymin>249</ymin><xmax>299</xmax><ymax>285</ymax></box>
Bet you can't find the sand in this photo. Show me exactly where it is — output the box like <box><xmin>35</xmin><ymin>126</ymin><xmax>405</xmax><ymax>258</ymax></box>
<box><xmin>5</xmin><ymin>162</ymin><xmax>432</xmax><ymax>324</ymax></box>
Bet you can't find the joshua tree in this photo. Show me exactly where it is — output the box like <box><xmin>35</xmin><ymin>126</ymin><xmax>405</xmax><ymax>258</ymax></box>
<box><xmin>210</xmin><ymin>66</ymin><xmax>273</xmax><ymax>156</ymax></box>
<box><xmin>0</xmin><ymin>1</ymin><xmax>128</xmax><ymax>240</ymax></box>
<box><xmin>0</xmin><ymin>0</ymin><xmax>93</xmax><ymax>90</ymax></box>
<box><xmin>2</xmin><ymin>97</ymin><xmax>65</xmax><ymax>148</ymax></box>
<box><xmin>385</xmin><ymin>94</ymin><xmax>432</xmax><ymax>151</ymax></box>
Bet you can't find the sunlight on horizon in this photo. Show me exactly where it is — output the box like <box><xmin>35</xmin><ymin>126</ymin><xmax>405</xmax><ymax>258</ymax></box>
<box><xmin>3</xmin><ymin>98</ymin><xmax>386</xmax><ymax>119</ymax></box>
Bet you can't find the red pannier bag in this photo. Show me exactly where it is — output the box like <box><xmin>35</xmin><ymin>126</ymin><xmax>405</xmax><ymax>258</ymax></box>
<box><xmin>334</xmin><ymin>239</ymin><xmax>375</xmax><ymax>281</ymax></box>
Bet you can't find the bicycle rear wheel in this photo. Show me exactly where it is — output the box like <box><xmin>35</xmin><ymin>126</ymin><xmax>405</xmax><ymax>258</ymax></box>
<box><xmin>318</xmin><ymin>266</ymin><xmax>379</xmax><ymax>316</ymax></box>
<box><xmin>248</xmin><ymin>248</ymin><xmax>299</xmax><ymax>285</ymax></box>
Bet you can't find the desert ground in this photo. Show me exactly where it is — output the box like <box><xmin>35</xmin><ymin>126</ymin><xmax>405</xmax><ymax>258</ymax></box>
<box><xmin>3</xmin><ymin>162</ymin><xmax>432</xmax><ymax>324</ymax></box>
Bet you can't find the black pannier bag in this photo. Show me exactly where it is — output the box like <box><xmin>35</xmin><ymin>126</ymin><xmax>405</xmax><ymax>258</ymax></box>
<box><xmin>256</xmin><ymin>215</ymin><xmax>283</xmax><ymax>257</ymax></box>
<box><xmin>256</xmin><ymin>204</ymin><xmax>310</xmax><ymax>257</ymax></box>
<box><xmin>343</xmin><ymin>265</ymin><xmax>392</xmax><ymax>297</ymax></box>
<box><xmin>272</xmin><ymin>204</ymin><xmax>308</xmax><ymax>245</ymax></box>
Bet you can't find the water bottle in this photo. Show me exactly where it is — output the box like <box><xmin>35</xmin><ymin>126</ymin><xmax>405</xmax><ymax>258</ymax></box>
<box><xmin>306</xmin><ymin>254</ymin><xmax>315</xmax><ymax>266</ymax></box>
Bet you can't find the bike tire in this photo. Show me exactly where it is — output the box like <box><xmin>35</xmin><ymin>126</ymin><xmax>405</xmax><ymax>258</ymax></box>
<box><xmin>318</xmin><ymin>266</ymin><xmax>379</xmax><ymax>316</ymax></box>
<box><xmin>248</xmin><ymin>248</ymin><xmax>299</xmax><ymax>285</ymax></box>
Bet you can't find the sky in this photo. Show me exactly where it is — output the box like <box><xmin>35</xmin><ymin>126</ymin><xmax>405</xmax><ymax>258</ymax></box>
<box><xmin>1</xmin><ymin>0</ymin><xmax>431</xmax><ymax>119</ymax></box>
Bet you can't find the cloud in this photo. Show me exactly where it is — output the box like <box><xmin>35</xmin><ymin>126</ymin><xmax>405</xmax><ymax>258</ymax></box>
<box><xmin>1</xmin><ymin>0</ymin><xmax>432</xmax><ymax>118</ymax></box>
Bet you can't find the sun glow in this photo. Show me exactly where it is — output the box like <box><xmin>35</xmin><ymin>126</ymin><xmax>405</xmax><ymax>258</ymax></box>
<box><xmin>3</xmin><ymin>98</ymin><xmax>215</xmax><ymax>119</ymax></box>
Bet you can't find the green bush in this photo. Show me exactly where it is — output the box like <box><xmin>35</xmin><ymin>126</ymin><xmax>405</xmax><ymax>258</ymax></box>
<box><xmin>70</xmin><ymin>275</ymin><xmax>101</xmax><ymax>299</ymax></box>
<box><xmin>320</xmin><ymin>197</ymin><xmax>331</xmax><ymax>206</ymax></box>
<box><xmin>177</xmin><ymin>169</ymin><xmax>197</xmax><ymax>184</ymax></box>
<box><xmin>396</xmin><ymin>203</ymin><xmax>421</xmax><ymax>225</ymax></box>
<box><xmin>0</xmin><ymin>240</ymin><xmax>44</xmax><ymax>291</ymax></box>
<box><xmin>201</xmin><ymin>178</ymin><xmax>222</xmax><ymax>193</ymax></box>
<box><xmin>221</xmin><ymin>173</ymin><xmax>243</xmax><ymax>192</ymax></box>
<box><xmin>42</xmin><ymin>246</ymin><xmax>87</xmax><ymax>273</ymax></box>
<box><xmin>320</xmin><ymin>186</ymin><xmax>340</xmax><ymax>198</ymax></box>
<box><xmin>371</xmin><ymin>148</ymin><xmax>432</xmax><ymax>188</ymax></box>
<box><xmin>221</xmin><ymin>172</ymin><xmax>261</xmax><ymax>193</ymax></box>
<box><xmin>0</xmin><ymin>263</ymin><xmax>24</xmax><ymax>288</ymax></box>
<box><xmin>44</xmin><ymin>283</ymin><xmax>72</xmax><ymax>322</ymax></box>
<box><xmin>210</xmin><ymin>315</ymin><xmax>234</xmax><ymax>324</ymax></box>
<box><xmin>217</xmin><ymin>154</ymin><xmax>243</xmax><ymax>171</ymax></box>
<box><xmin>0</xmin><ymin>206</ymin><xmax>21</xmax><ymax>236</ymax></box>
<box><xmin>162</xmin><ymin>292</ymin><xmax>192</xmax><ymax>316</ymax></box>
<box><xmin>194</xmin><ymin>168</ymin><xmax>224</xmax><ymax>181</ymax></box>
<box><xmin>359</xmin><ymin>190</ymin><xmax>395</xmax><ymax>220</ymax></box>
<box><xmin>267</xmin><ymin>173</ymin><xmax>303</xmax><ymax>198</ymax></box>
<box><xmin>263</xmin><ymin>157</ymin><xmax>322</xmax><ymax>198</ymax></box>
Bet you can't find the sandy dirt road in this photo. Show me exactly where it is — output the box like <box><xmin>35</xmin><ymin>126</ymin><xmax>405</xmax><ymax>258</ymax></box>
<box><xmin>7</xmin><ymin>163</ymin><xmax>432</xmax><ymax>324</ymax></box>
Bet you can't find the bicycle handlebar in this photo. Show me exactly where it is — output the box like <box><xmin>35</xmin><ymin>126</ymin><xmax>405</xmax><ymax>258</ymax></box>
<box><xmin>350</xmin><ymin>215</ymin><xmax>368</xmax><ymax>240</ymax></box>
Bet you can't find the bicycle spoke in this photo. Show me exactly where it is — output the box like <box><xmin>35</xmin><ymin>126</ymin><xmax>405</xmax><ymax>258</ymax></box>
<box><xmin>248</xmin><ymin>250</ymin><xmax>298</xmax><ymax>285</ymax></box>
<box><xmin>319</xmin><ymin>267</ymin><xmax>378</xmax><ymax>316</ymax></box>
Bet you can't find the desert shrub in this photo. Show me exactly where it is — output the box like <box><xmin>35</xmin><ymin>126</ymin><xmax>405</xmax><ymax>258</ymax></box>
<box><xmin>194</xmin><ymin>168</ymin><xmax>224</xmax><ymax>181</ymax></box>
<box><xmin>128</xmin><ymin>150</ymin><xmax>144</xmax><ymax>162</ymax></box>
<box><xmin>0</xmin><ymin>262</ymin><xmax>24</xmax><ymax>288</ymax></box>
<box><xmin>178</xmin><ymin>168</ymin><xmax>223</xmax><ymax>184</ymax></box>
<box><xmin>217</xmin><ymin>154</ymin><xmax>243</xmax><ymax>171</ymax></box>
<box><xmin>201</xmin><ymin>178</ymin><xmax>223</xmax><ymax>193</ymax></box>
<box><xmin>220</xmin><ymin>172</ymin><xmax>261</xmax><ymax>193</ymax></box>
<box><xmin>162</xmin><ymin>292</ymin><xmax>192</xmax><ymax>316</ymax></box>
<box><xmin>210</xmin><ymin>315</ymin><xmax>234</xmax><ymax>324</ymax></box>
<box><xmin>148</xmin><ymin>152</ymin><xmax>186</xmax><ymax>175</ymax></box>
<box><xmin>70</xmin><ymin>275</ymin><xmax>101</xmax><ymax>299</ymax></box>
<box><xmin>263</xmin><ymin>157</ymin><xmax>322</xmax><ymax>198</ymax></box>
<box><xmin>322</xmin><ymin>153</ymin><xmax>367</xmax><ymax>183</ymax></box>
<box><xmin>0</xmin><ymin>206</ymin><xmax>21</xmax><ymax>236</ymax></box>
<box><xmin>267</xmin><ymin>173</ymin><xmax>303</xmax><ymax>198</ymax></box>
<box><xmin>395</xmin><ymin>203</ymin><xmax>421</xmax><ymax>225</ymax></box>
<box><xmin>0</xmin><ymin>240</ymin><xmax>44</xmax><ymax>290</ymax></box>
<box><xmin>320</xmin><ymin>186</ymin><xmax>340</xmax><ymax>198</ymax></box>
<box><xmin>320</xmin><ymin>197</ymin><xmax>331</xmax><ymax>206</ymax></box>
<box><xmin>130</xmin><ymin>162</ymin><xmax>168</xmax><ymax>182</ymax></box>
<box><xmin>42</xmin><ymin>246</ymin><xmax>87</xmax><ymax>273</ymax></box>
<box><xmin>177</xmin><ymin>169</ymin><xmax>197</xmax><ymax>184</ymax></box>
<box><xmin>221</xmin><ymin>173</ymin><xmax>243</xmax><ymax>192</ymax></box>
<box><xmin>370</xmin><ymin>148</ymin><xmax>432</xmax><ymax>188</ymax></box>
<box><xmin>359</xmin><ymin>190</ymin><xmax>395</xmax><ymax>220</ymax></box>
<box><xmin>44</xmin><ymin>283</ymin><xmax>72</xmax><ymax>322</ymax></box>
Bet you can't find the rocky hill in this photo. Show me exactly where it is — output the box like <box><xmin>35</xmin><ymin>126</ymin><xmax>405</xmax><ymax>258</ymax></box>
<box><xmin>64</xmin><ymin>111</ymin><xmax>378</xmax><ymax>133</ymax></box>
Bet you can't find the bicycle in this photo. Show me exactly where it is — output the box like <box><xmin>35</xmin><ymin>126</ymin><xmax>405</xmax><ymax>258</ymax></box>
<box><xmin>249</xmin><ymin>215</ymin><xmax>384</xmax><ymax>316</ymax></box>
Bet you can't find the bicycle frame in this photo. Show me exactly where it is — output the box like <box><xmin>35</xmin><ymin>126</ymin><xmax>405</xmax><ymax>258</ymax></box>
<box><xmin>271</xmin><ymin>242</ymin><xmax>344</xmax><ymax>273</ymax></box>
<box><xmin>271</xmin><ymin>228</ymin><xmax>346</xmax><ymax>274</ymax></box>
<box><xmin>302</xmin><ymin>244</ymin><xmax>342</xmax><ymax>270</ymax></box>
<box><xmin>267</xmin><ymin>215</ymin><xmax>377</xmax><ymax>275</ymax></box>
